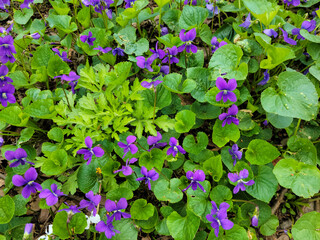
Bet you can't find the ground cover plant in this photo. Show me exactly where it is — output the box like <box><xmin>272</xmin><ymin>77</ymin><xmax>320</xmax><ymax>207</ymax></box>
<box><xmin>0</xmin><ymin>0</ymin><xmax>320</xmax><ymax>239</ymax></box>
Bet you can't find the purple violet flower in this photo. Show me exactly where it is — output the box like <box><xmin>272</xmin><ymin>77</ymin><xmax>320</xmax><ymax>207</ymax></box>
<box><xmin>0</xmin><ymin>35</ymin><xmax>17</xmax><ymax>63</ymax></box>
<box><xmin>5</xmin><ymin>148</ymin><xmax>34</xmax><ymax>167</ymax></box>
<box><xmin>219</xmin><ymin>104</ymin><xmax>239</xmax><ymax>127</ymax></box>
<box><xmin>178</xmin><ymin>28</ymin><xmax>197</xmax><ymax>53</ymax></box>
<box><xmin>239</xmin><ymin>13</ymin><xmax>251</xmax><ymax>29</ymax></box>
<box><xmin>252</xmin><ymin>215</ymin><xmax>258</xmax><ymax>227</ymax></box>
<box><xmin>96</xmin><ymin>215</ymin><xmax>120</xmax><ymax>239</ymax></box>
<box><xmin>183</xmin><ymin>170</ymin><xmax>206</xmax><ymax>192</ymax></box>
<box><xmin>52</xmin><ymin>48</ymin><xmax>71</xmax><ymax>62</ymax></box>
<box><xmin>0</xmin><ymin>24</ymin><xmax>13</xmax><ymax>34</ymax></box>
<box><xmin>216</xmin><ymin>77</ymin><xmax>237</xmax><ymax>102</ymax></box>
<box><xmin>0</xmin><ymin>84</ymin><xmax>16</xmax><ymax>107</ymax></box>
<box><xmin>30</xmin><ymin>32</ymin><xmax>41</xmax><ymax>40</ymax></box>
<box><xmin>39</xmin><ymin>184</ymin><xmax>65</xmax><ymax>206</ymax></box>
<box><xmin>24</xmin><ymin>223</ymin><xmax>33</xmax><ymax>237</ymax></box>
<box><xmin>77</xmin><ymin>136</ymin><xmax>104</xmax><ymax>165</ymax></box>
<box><xmin>0</xmin><ymin>137</ymin><xmax>3</xmax><ymax>147</ymax></box>
<box><xmin>12</xmin><ymin>167</ymin><xmax>42</xmax><ymax>199</ymax></box>
<box><xmin>167</xmin><ymin>137</ymin><xmax>186</xmax><ymax>157</ymax></box>
<box><xmin>162</xmin><ymin>46</ymin><xmax>179</xmax><ymax>64</ymax></box>
<box><xmin>118</xmin><ymin>135</ymin><xmax>138</xmax><ymax>158</ymax></box>
<box><xmin>112</xmin><ymin>47</ymin><xmax>125</xmax><ymax>56</ymax></box>
<box><xmin>150</xmin><ymin>41</ymin><xmax>166</xmax><ymax>60</ymax></box>
<box><xmin>258</xmin><ymin>70</ymin><xmax>270</xmax><ymax>85</ymax></box>
<box><xmin>211</xmin><ymin>37</ymin><xmax>227</xmax><ymax>53</ymax></box>
<box><xmin>312</xmin><ymin>8</ymin><xmax>319</xmax><ymax>18</ymax></box>
<box><xmin>0</xmin><ymin>0</ymin><xmax>10</xmax><ymax>10</ymax></box>
<box><xmin>262</xmin><ymin>120</ymin><xmax>268</xmax><ymax>126</ymax></box>
<box><xmin>263</xmin><ymin>29</ymin><xmax>278</xmax><ymax>38</ymax></box>
<box><xmin>136</xmin><ymin>56</ymin><xmax>155</xmax><ymax>72</ymax></box>
<box><xmin>94</xmin><ymin>46</ymin><xmax>112</xmax><ymax>54</ymax></box>
<box><xmin>141</xmin><ymin>80</ymin><xmax>163</xmax><ymax>89</ymax></box>
<box><xmin>124</xmin><ymin>0</ymin><xmax>136</xmax><ymax>8</ymax></box>
<box><xmin>228</xmin><ymin>144</ymin><xmax>242</xmax><ymax>166</ymax></box>
<box><xmin>184</xmin><ymin>0</ymin><xmax>197</xmax><ymax>5</ymax></box>
<box><xmin>147</xmin><ymin>132</ymin><xmax>167</xmax><ymax>151</ymax></box>
<box><xmin>283</xmin><ymin>0</ymin><xmax>300</xmax><ymax>6</ymax></box>
<box><xmin>54</xmin><ymin>71</ymin><xmax>80</xmax><ymax>94</ymax></box>
<box><xmin>301</xmin><ymin>20</ymin><xmax>316</xmax><ymax>32</ymax></box>
<box><xmin>206</xmin><ymin>201</ymin><xmax>234</xmax><ymax>237</ymax></box>
<box><xmin>58</xmin><ymin>202</ymin><xmax>82</xmax><ymax>214</ymax></box>
<box><xmin>206</xmin><ymin>2</ymin><xmax>220</xmax><ymax>15</ymax></box>
<box><xmin>280</xmin><ymin>28</ymin><xmax>297</xmax><ymax>45</ymax></box>
<box><xmin>80</xmin><ymin>31</ymin><xmax>96</xmax><ymax>46</ymax></box>
<box><xmin>113</xmin><ymin>158</ymin><xmax>138</xmax><ymax>176</ymax></box>
<box><xmin>0</xmin><ymin>65</ymin><xmax>13</xmax><ymax>87</ymax></box>
<box><xmin>161</xmin><ymin>26</ymin><xmax>169</xmax><ymax>36</ymax></box>
<box><xmin>136</xmin><ymin>166</ymin><xmax>159</xmax><ymax>190</ymax></box>
<box><xmin>105</xmin><ymin>198</ymin><xmax>131</xmax><ymax>221</ymax></box>
<box><xmin>228</xmin><ymin>169</ymin><xmax>255</xmax><ymax>194</ymax></box>
<box><xmin>79</xmin><ymin>190</ymin><xmax>101</xmax><ymax>216</ymax></box>
<box><xmin>20</xmin><ymin>0</ymin><xmax>34</xmax><ymax>8</ymax></box>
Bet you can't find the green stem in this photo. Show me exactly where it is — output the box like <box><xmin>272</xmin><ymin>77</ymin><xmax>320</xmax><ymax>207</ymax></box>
<box><xmin>93</xmin><ymin>181</ymin><xmax>103</xmax><ymax>240</ymax></box>
<box><xmin>62</xmin><ymin>84</ymin><xmax>72</xmax><ymax>111</ymax></box>
<box><xmin>0</xmin><ymin>133</ymin><xmax>20</xmax><ymax>136</ymax></box>
<box><xmin>152</xmin><ymin>89</ymin><xmax>157</xmax><ymax>123</ymax></box>
<box><xmin>293</xmin><ymin>119</ymin><xmax>301</xmax><ymax>136</ymax></box>
<box><xmin>136</xmin><ymin>17</ymin><xmax>143</xmax><ymax>37</ymax></box>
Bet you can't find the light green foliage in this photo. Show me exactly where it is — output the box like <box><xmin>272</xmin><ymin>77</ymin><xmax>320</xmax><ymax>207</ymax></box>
<box><xmin>0</xmin><ymin>195</ymin><xmax>15</xmax><ymax>224</ymax></box>
<box><xmin>154</xmin><ymin>178</ymin><xmax>183</xmax><ymax>203</ymax></box>
<box><xmin>212</xmin><ymin>120</ymin><xmax>240</xmax><ymax>147</ymax></box>
<box><xmin>292</xmin><ymin>212</ymin><xmax>320</xmax><ymax>239</ymax></box>
<box><xmin>130</xmin><ymin>199</ymin><xmax>154</xmax><ymax>220</ymax></box>
<box><xmin>245</xmin><ymin>139</ymin><xmax>280</xmax><ymax>165</ymax></box>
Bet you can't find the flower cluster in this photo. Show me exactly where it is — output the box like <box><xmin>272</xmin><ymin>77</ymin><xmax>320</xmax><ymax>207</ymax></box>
<box><xmin>82</xmin><ymin>0</ymin><xmax>113</xmax><ymax>16</ymax></box>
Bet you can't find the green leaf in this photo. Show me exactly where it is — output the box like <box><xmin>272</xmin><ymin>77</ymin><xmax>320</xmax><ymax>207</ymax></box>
<box><xmin>167</xmin><ymin>210</ymin><xmax>200</xmax><ymax>240</ymax></box>
<box><xmin>238</xmin><ymin>111</ymin><xmax>256</xmax><ymax>131</ymax></box>
<box><xmin>242</xmin><ymin>0</ymin><xmax>279</xmax><ymax>26</ymax></box>
<box><xmin>105</xmin><ymin>187</ymin><xmax>133</xmax><ymax>200</ymax></box>
<box><xmin>292</xmin><ymin>211</ymin><xmax>320</xmax><ymax>239</ymax></box>
<box><xmin>188</xmin><ymin>67</ymin><xmax>213</xmax><ymax>102</ymax></box>
<box><xmin>13</xmin><ymin>195</ymin><xmax>29</xmax><ymax>216</ymax></box>
<box><xmin>116</xmin><ymin>0</ymin><xmax>149</xmax><ymax>27</ymax></box>
<box><xmin>41</xmin><ymin>149</ymin><xmax>68</xmax><ymax>175</ymax></box>
<box><xmin>77</xmin><ymin>7</ymin><xmax>91</xmax><ymax>28</ymax></box>
<box><xmin>190</xmin><ymin>102</ymin><xmax>221</xmax><ymax>120</ymax></box>
<box><xmin>0</xmin><ymin>106</ymin><xmax>29</xmax><ymax>126</ymax></box>
<box><xmin>142</xmin><ymin>85</ymin><xmax>172</xmax><ymax>110</ymax></box>
<box><xmin>300</xmin><ymin>29</ymin><xmax>320</xmax><ymax>43</ymax></box>
<box><xmin>175</xmin><ymin>110</ymin><xmax>196</xmax><ymax>133</ymax></box>
<box><xmin>14</xmin><ymin>8</ymin><xmax>34</xmax><ymax>25</ymax></box>
<box><xmin>48</xmin><ymin>127</ymin><xmax>64</xmax><ymax>142</ymax></box>
<box><xmin>212</xmin><ymin>120</ymin><xmax>240</xmax><ymax>147</ymax></box>
<box><xmin>179</xmin><ymin>5</ymin><xmax>208</xmax><ymax>29</ymax></box>
<box><xmin>112</xmin><ymin>219</ymin><xmax>139</xmax><ymax>240</ymax></box>
<box><xmin>266</xmin><ymin>112</ymin><xmax>293</xmax><ymax>129</ymax></box>
<box><xmin>154</xmin><ymin>115</ymin><xmax>175</xmax><ymax>132</ymax></box>
<box><xmin>260</xmin><ymin>215</ymin><xmax>279</xmax><ymax>236</ymax></box>
<box><xmin>273</xmin><ymin>158</ymin><xmax>320</xmax><ymax>198</ymax></box>
<box><xmin>309</xmin><ymin>63</ymin><xmax>320</xmax><ymax>81</ymax></box>
<box><xmin>17</xmin><ymin>128</ymin><xmax>34</xmax><ymax>144</ymax></box>
<box><xmin>246</xmin><ymin>166</ymin><xmax>278</xmax><ymax>203</ymax></box>
<box><xmin>47</xmin><ymin>14</ymin><xmax>77</xmax><ymax>33</ymax></box>
<box><xmin>260</xmin><ymin>45</ymin><xmax>295</xmax><ymax>69</ymax></box>
<box><xmin>77</xmin><ymin>162</ymin><xmax>99</xmax><ymax>193</ymax></box>
<box><xmin>69</xmin><ymin>213</ymin><xmax>87</xmax><ymax>234</ymax></box>
<box><xmin>287</xmin><ymin>136</ymin><xmax>318</xmax><ymax>165</ymax></box>
<box><xmin>203</xmin><ymin>155</ymin><xmax>223</xmax><ymax>182</ymax></box>
<box><xmin>209</xmin><ymin>185</ymin><xmax>232</xmax><ymax>205</ymax></box>
<box><xmin>53</xmin><ymin>211</ymin><xmax>70</xmax><ymax>239</ymax></box>
<box><xmin>47</xmin><ymin>54</ymin><xmax>71</xmax><ymax>78</ymax></box>
<box><xmin>31</xmin><ymin>44</ymin><xmax>55</xmax><ymax>69</ymax></box>
<box><xmin>245</xmin><ymin>139</ymin><xmax>280</xmax><ymax>165</ymax></box>
<box><xmin>9</xmin><ymin>71</ymin><xmax>31</xmax><ymax>88</ymax></box>
<box><xmin>182</xmin><ymin>132</ymin><xmax>208</xmax><ymax>154</ymax></box>
<box><xmin>163</xmin><ymin>73</ymin><xmax>197</xmax><ymax>94</ymax></box>
<box><xmin>130</xmin><ymin>199</ymin><xmax>154</xmax><ymax>220</ymax></box>
<box><xmin>261</xmin><ymin>71</ymin><xmax>318</xmax><ymax>121</ymax></box>
<box><xmin>154</xmin><ymin>178</ymin><xmax>183</xmax><ymax>203</ymax></box>
<box><xmin>139</xmin><ymin>148</ymin><xmax>166</xmax><ymax>171</ymax></box>
<box><xmin>24</xmin><ymin>99</ymin><xmax>56</xmax><ymax>119</ymax></box>
<box><xmin>49</xmin><ymin>0</ymin><xmax>70</xmax><ymax>15</ymax></box>
<box><xmin>208</xmin><ymin>44</ymin><xmax>247</xmax><ymax>80</ymax></box>
<box><xmin>0</xmin><ymin>195</ymin><xmax>15</xmax><ymax>224</ymax></box>
<box><xmin>207</xmin><ymin>224</ymin><xmax>248</xmax><ymax>240</ymax></box>
<box><xmin>154</xmin><ymin>0</ymin><xmax>170</xmax><ymax>8</ymax></box>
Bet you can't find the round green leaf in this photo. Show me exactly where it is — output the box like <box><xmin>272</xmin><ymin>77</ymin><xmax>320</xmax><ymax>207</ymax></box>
<box><xmin>202</xmin><ymin>155</ymin><xmax>223</xmax><ymax>182</ymax></box>
<box><xmin>69</xmin><ymin>212</ymin><xmax>87</xmax><ymax>234</ymax></box>
<box><xmin>139</xmin><ymin>148</ymin><xmax>166</xmax><ymax>171</ymax></box>
<box><xmin>113</xmin><ymin>218</ymin><xmax>139</xmax><ymax>240</ymax></box>
<box><xmin>167</xmin><ymin>210</ymin><xmax>200</xmax><ymax>240</ymax></box>
<box><xmin>14</xmin><ymin>8</ymin><xmax>34</xmax><ymax>25</ymax></box>
<box><xmin>273</xmin><ymin>158</ymin><xmax>320</xmax><ymax>198</ymax></box>
<box><xmin>292</xmin><ymin>211</ymin><xmax>320</xmax><ymax>239</ymax></box>
<box><xmin>163</xmin><ymin>73</ymin><xmax>196</xmax><ymax>94</ymax></box>
<box><xmin>261</xmin><ymin>71</ymin><xmax>318</xmax><ymax>121</ymax></box>
<box><xmin>245</xmin><ymin>139</ymin><xmax>280</xmax><ymax>165</ymax></box>
<box><xmin>191</xmin><ymin>102</ymin><xmax>221</xmax><ymax>120</ymax></box>
<box><xmin>0</xmin><ymin>195</ymin><xmax>15</xmax><ymax>224</ymax></box>
<box><xmin>287</xmin><ymin>136</ymin><xmax>317</xmax><ymax>165</ymax></box>
<box><xmin>41</xmin><ymin>149</ymin><xmax>68</xmax><ymax>176</ymax></box>
<box><xmin>212</xmin><ymin>120</ymin><xmax>240</xmax><ymax>148</ymax></box>
<box><xmin>105</xmin><ymin>187</ymin><xmax>133</xmax><ymax>201</ymax></box>
<box><xmin>238</xmin><ymin>111</ymin><xmax>256</xmax><ymax>131</ymax></box>
<box><xmin>179</xmin><ymin>5</ymin><xmax>208</xmax><ymax>29</ymax></box>
<box><xmin>175</xmin><ymin>110</ymin><xmax>196</xmax><ymax>133</ymax></box>
<box><xmin>48</xmin><ymin>127</ymin><xmax>64</xmax><ymax>142</ymax></box>
<box><xmin>210</xmin><ymin>185</ymin><xmax>232</xmax><ymax>205</ymax></box>
<box><xmin>260</xmin><ymin>215</ymin><xmax>279</xmax><ymax>236</ymax></box>
<box><xmin>266</xmin><ymin>112</ymin><xmax>293</xmax><ymax>129</ymax></box>
<box><xmin>53</xmin><ymin>211</ymin><xmax>70</xmax><ymax>239</ymax></box>
<box><xmin>246</xmin><ymin>166</ymin><xmax>278</xmax><ymax>203</ymax></box>
<box><xmin>130</xmin><ymin>199</ymin><xmax>154</xmax><ymax>220</ymax></box>
<box><xmin>300</xmin><ymin>29</ymin><xmax>320</xmax><ymax>43</ymax></box>
<box><xmin>154</xmin><ymin>178</ymin><xmax>183</xmax><ymax>203</ymax></box>
<box><xmin>77</xmin><ymin>162</ymin><xmax>99</xmax><ymax>193</ymax></box>
<box><xmin>183</xmin><ymin>132</ymin><xmax>208</xmax><ymax>154</ymax></box>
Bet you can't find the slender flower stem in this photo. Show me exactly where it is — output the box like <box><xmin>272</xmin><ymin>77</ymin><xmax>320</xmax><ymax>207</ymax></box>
<box><xmin>152</xmin><ymin>89</ymin><xmax>157</xmax><ymax>123</ymax></box>
<box><xmin>93</xmin><ymin>180</ymin><xmax>103</xmax><ymax>240</ymax></box>
<box><xmin>62</xmin><ymin>84</ymin><xmax>72</xmax><ymax>111</ymax></box>
<box><xmin>137</xmin><ymin>142</ymin><xmax>148</xmax><ymax>151</ymax></box>
<box><xmin>293</xmin><ymin>119</ymin><xmax>301</xmax><ymax>136</ymax></box>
